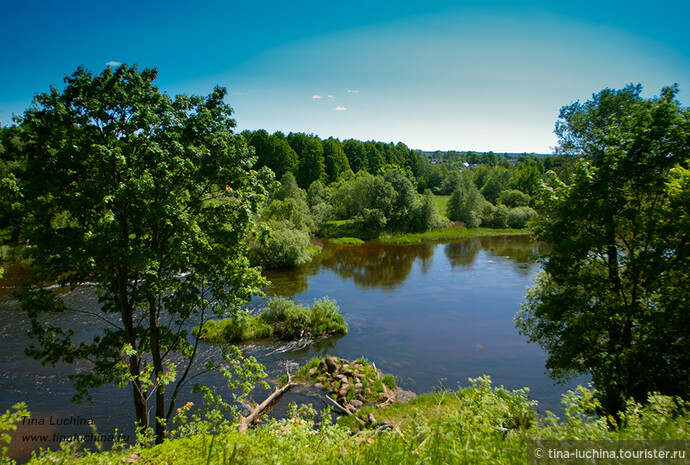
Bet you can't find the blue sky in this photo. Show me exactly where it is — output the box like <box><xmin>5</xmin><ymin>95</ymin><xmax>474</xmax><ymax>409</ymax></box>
<box><xmin>2</xmin><ymin>0</ymin><xmax>688</xmax><ymax>153</ymax></box>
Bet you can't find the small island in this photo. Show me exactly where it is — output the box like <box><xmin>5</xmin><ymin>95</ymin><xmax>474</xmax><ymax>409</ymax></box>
<box><xmin>194</xmin><ymin>297</ymin><xmax>347</xmax><ymax>343</ymax></box>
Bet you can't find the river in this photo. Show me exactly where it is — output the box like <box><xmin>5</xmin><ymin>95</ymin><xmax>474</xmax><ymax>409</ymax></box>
<box><xmin>0</xmin><ymin>235</ymin><xmax>584</xmax><ymax>461</ymax></box>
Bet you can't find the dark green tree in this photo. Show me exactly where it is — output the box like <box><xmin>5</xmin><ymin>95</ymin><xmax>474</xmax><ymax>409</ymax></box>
<box><xmin>322</xmin><ymin>137</ymin><xmax>350</xmax><ymax>183</ymax></box>
<box><xmin>447</xmin><ymin>178</ymin><xmax>485</xmax><ymax>228</ymax></box>
<box><xmin>515</xmin><ymin>84</ymin><xmax>690</xmax><ymax>417</ymax></box>
<box><xmin>342</xmin><ymin>139</ymin><xmax>368</xmax><ymax>173</ymax></box>
<box><xmin>16</xmin><ymin>65</ymin><xmax>273</xmax><ymax>443</ymax></box>
<box><xmin>296</xmin><ymin>138</ymin><xmax>326</xmax><ymax>188</ymax></box>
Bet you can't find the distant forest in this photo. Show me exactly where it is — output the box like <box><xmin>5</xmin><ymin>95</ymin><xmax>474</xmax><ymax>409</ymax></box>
<box><xmin>240</xmin><ymin>129</ymin><xmax>564</xmax><ymax>194</ymax></box>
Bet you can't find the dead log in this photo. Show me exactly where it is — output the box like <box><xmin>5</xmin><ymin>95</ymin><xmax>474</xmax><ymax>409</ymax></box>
<box><xmin>239</xmin><ymin>369</ymin><xmax>296</xmax><ymax>432</ymax></box>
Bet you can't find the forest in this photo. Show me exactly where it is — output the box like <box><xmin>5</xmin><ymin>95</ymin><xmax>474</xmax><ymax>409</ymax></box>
<box><xmin>232</xmin><ymin>129</ymin><xmax>561</xmax><ymax>268</ymax></box>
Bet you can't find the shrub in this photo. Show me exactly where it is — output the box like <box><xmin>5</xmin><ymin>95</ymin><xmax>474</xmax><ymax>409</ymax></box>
<box><xmin>248</xmin><ymin>228</ymin><xmax>313</xmax><ymax>270</ymax></box>
<box><xmin>261</xmin><ymin>297</ymin><xmax>348</xmax><ymax>340</ymax></box>
<box><xmin>507</xmin><ymin>206</ymin><xmax>537</xmax><ymax>229</ymax></box>
<box><xmin>497</xmin><ymin>189</ymin><xmax>532</xmax><ymax>208</ymax></box>
<box><xmin>481</xmin><ymin>203</ymin><xmax>510</xmax><ymax>229</ymax></box>
<box><xmin>311</xmin><ymin>298</ymin><xmax>347</xmax><ymax>337</ymax></box>
<box><xmin>278</xmin><ymin>303</ymin><xmax>312</xmax><ymax>339</ymax></box>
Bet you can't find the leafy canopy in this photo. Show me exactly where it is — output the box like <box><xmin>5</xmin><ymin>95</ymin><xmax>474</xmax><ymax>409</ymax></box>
<box><xmin>515</xmin><ymin>84</ymin><xmax>690</xmax><ymax>416</ymax></box>
<box><xmin>16</xmin><ymin>64</ymin><xmax>273</xmax><ymax>443</ymax></box>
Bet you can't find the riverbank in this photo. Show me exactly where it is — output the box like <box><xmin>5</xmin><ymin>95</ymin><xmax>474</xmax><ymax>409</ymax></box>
<box><xmin>376</xmin><ymin>226</ymin><xmax>529</xmax><ymax>245</ymax></box>
<box><xmin>19</xmin><ymin>377</ymin><xmax>690</xmax><ymax>464</ymax></box>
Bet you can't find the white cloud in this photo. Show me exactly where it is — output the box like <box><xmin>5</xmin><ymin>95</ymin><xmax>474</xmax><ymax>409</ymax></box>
<box><xmin>106</xmin><ymin>61</ymin><xmax>122</xmax><ymax>67</ymax></box>
<box><xmin>231</xmin><ymin>92</ymin><xmax>243</xmax><ymax>96</ymax></box>
<box><xmin>312</xmin><ymin>95</ymin><xmax>323</xmax><ymax>99</ymax></box>
<box><xmin>328</xmin><ymin>95</ymin><xmax>336</xmax><ymax>99</ymax></box>
<box><xmin>347</xmin><ymin>89</ymin><xmax>359</xmax><ymax>93</ymax></box>
<box><xmin>334</xmin><ymin>106</ymin><xmax>347</xmax><ymax>111</ymax></box>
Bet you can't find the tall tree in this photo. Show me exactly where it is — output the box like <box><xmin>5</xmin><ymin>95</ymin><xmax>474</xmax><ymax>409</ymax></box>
<box><xmin>342</xmin><ymin>139</ymin><xmax>368</xmax><ymax>173</ymax></box>
<box><xmin>16</xmin><ymin>65</ymin><xmax>273</xmax><ymax>443</ymax></box>
<box><xmin>296</xmin><ymin>138</ymin><xmax>326</xmax><ymax>188</ymax></box>
<box><xmin>322</xmin><ymin>137</ymin><xmax>350</xmax><ymax>183</ymax></box>
<box><xmin>515</xmin><ymin>84</ymin><xmax>690</xmax><ymax>417</ymax></box>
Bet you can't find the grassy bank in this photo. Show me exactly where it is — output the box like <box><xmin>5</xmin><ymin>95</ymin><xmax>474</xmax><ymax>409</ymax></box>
<box><xmin>378</xmin><ymin>226</ymin><xmax>529</xmax><ymax>245</ymax></box>
<box><xmin>20</xmin><ymin>377</ymin><xmax>690</xmax><ymax>464</ymax></box>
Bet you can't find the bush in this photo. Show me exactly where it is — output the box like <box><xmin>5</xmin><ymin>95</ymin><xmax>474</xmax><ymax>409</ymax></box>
<box><xmin>507</xmin><ymin>206</ymin><xmax>537</xmax><ymax>229</ymax></box>
<box><xmin>497</xmin><ymin>189</ymin><xmax>532</xmax><ymax>208</ymax></box>
<box><xmin>447</xmin><ymin>181</ymin><xmax>484</xmax><ymax>227</ymax></box>
<box><xmin>249</xmin><ymin>228</ymin><xmax>313</xmax><ymax>270</ymax></box>
<box><xmin>261</xmin><ymin>297</ymin><xmax>347</xmax><ymax>340</ymax></box>
<box><xmin>311</xmin><ymin>297</ymin><xmax>347</xmax><ymax>337</ymax></box>
<box><xmin>481</xmin><ymin>203</ymin><xmax>510</xmax><ymax>229</ymax></box>
<box><xmin>195</xmin><ymin>316</ymin><xmax>273</xmax><ymax>343</ymax></box>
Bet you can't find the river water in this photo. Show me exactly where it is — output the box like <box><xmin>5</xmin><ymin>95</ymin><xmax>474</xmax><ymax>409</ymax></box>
<box><xmin>0</xmin><ymin>235</ymin><xmax>584</xmax><ymax>461</ymax></box>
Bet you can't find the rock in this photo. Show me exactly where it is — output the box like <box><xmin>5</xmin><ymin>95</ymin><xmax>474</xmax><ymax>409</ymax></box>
<box><xmin>354</xmin><ymin>377</ymin><xmax>361</xmax><ymax>384</ymax></box>
<box><xmin>338</xmin><ymin>385</ymin><xmax>349</xmax><ymax>397</ymax></box>
<box><xmin>314</xmin><ymin>382</ymin><xmax>323</xmax><ymax>389</ymax></box>
<box><xmin>337</xmin><ymin>396</ymin><xmax>348</xmax><ymax>406</ymax></box>
<box><xmin>325</xmin><ymin>357</ymin><xmax>338</xmax><ymax>374</ymax></box>
<box><xmin>319</xmin><ymin>360</ymin><xmax>328</xmax><ymax>373</ymax></box>
<box><xmin>308</xmin><ymin>367</ymin><xmax>317</xmax><ymax>377</ymax></box>
<box><xmin>368</xmin><ymin>413</ymin><xmax>377</xmax><ymax>425</ymax></box>
<box><xmin>394</xmin><ymin>387</ymin><xmax>417</xmax><ymax>403</ymax></box>
<box><xmin>350</xmin><ymin>399</ymin><xmax>363</xmax><ymax>409</ymax></box>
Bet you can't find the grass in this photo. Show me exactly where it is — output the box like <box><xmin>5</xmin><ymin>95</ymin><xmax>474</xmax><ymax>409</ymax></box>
<box><xmin>23</xmin><ymin>376</ymin><xmax>690</xmax><ymax>464</ymax></box>
<box><xmin>433</xmin><ymin>194</ymin><xmax>450</xmax><ymax>217</ymax></box>
<box><xmin>195</xmin><ymin>316</ymin><xmax>274</xmax><ymax>343</ymax></box>
<box><xmin>329</xmin><ymin>237</ymin><xmax>365</xmax><ymax>246</ymax></box>
<box><xmin>317</xmin><ymin>220</ymin><xmax>376</xmax><ymax>240</ymax></box>
<box><xmin>378</xmin><ymin>226</ymin><xmax>530</xmax><ymax>245</ymax></box>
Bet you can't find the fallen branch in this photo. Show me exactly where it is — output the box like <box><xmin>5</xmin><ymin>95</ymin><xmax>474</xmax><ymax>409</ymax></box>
<box><xmin>321</xmin><ymin>395</ymin><xmax>350</xmax><ymax>415</ymax></box>
<box><xmin>239</xmin><ymin>365</ymin><xmax>296</xmax><ymax>432</ymax></box>
<box><xmin>321</xmin><ymin>396</ymin><xmax>366</xmax><ymax>426</ymax></box>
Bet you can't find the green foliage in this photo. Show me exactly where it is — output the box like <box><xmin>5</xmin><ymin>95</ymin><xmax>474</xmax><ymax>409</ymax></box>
<box><xmin>322</xmin><ymin>137</ymin><xmax>350</xmax><ymax>183</ymax></box>
<box><xmin>296</xmin><ymin>138</ymin><xmax>327</xmax><ymax>189</ymax></box>
<box><xmin>515</xmin><ymin>84</ymin><xmax>690</xmax><ymax>417</ymax></box>
<box><xmin>249</xmin><ymin>174</ymin><xmax>317</xmax><ymax>269</ymax></box>
<box><xmin>481</xmin><ymin>203</ymin><xmax>510</xmax><ymax>229</ymax></box>
<box><xmin>330</xmin><ymin>237</ymin><xmax>365</xmax><ymax>245</ymax></box>
<box><xmin>1</xmin><ymin>402</ymin><xmax>29</xmax><ymax>460</ymax></box>
<box><xmin>273</xmin><ymin>172</ymin><xmax>303</xmax><ymax>202</ymax></box>
<box><xmin>200</xmin><ymin>298</ymin><xmax>347</xmax><ymax>343</ymax></box>
<box><xmin>15</xmin><ymin>64</ymin><xmax>272</xmax><ymax>444</ymax></box>
<box><xmin>261</xmin><ymin>297</ymin><xmax>347</xmax><ymax>340</ymax></box>
<box><xmin>24</xmin><ymin>377</ymin><xmax>690</xmax><ymax>464</ymax></box>
<box><xmin>447</xmin><ymin>179</ymin><xmax>484</xmax><ymax>227</ymax></box>
<box><xmin>249</xmin><ymin>227</ymin><xmax>313</xmax><ymax>270</ymax></box>
<box><xmin>506</xmin><ymin>206</ymin><xmax>537</xmax><ymax>229</ymax></box>
<box><xmin>497</xmin><ymin>189</ymin><xmax>531</xmax><ymax>208</ymax></box>
<box><xmin>194</xmin><ymin>315</ymin><xmax>273</xmax><ymax>343</ymax></box>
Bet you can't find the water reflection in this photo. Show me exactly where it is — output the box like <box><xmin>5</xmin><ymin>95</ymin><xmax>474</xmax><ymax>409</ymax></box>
<box><xmin>266</xmin><ymin>235</ymin><xmax>543</xmax><ymax>295</ymax></box>
<box><xmin>445</xmin><ymin>236</ymin><xmax>546</xmax><ymax>276</ymax></box>
<box><xmin>320</xmin><ymin>242</ymin><xmax>435</xmax><ymax>290</ymax></box>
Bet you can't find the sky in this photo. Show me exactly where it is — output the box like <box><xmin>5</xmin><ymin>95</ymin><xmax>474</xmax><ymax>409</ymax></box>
<box><xmin>1</xmin><ymin>0</ymin><xmax>689</xmax><ymax>153</ymax></box>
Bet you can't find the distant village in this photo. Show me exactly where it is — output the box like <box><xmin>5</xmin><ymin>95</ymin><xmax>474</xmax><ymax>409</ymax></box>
<box><xmin>420</xmin><ymin>150</ymin><xmax>548</xmax><ymax>167</ymax></box>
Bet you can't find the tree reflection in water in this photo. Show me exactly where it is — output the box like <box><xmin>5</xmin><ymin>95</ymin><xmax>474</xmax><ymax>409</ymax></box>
<box><xmin>264</xmin><ymin>236</ymin><xmax>544</xmax><ymax>295</ymax></box>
